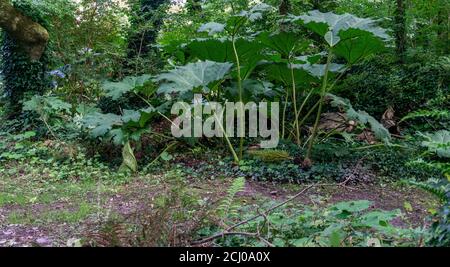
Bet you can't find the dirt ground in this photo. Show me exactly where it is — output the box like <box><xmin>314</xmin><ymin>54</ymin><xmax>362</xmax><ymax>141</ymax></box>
<box><xmin>0</xmin><ymin>173</ymin><xmax>437</xmax><ymax>247</ymax></box>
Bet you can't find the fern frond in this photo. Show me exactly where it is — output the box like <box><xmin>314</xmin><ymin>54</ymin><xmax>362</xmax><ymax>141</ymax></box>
<box><xmin>408</xmin><ymin>179</ymin><xmax>449</xmax><ymax>202</ymax></box>
<box><xmin>401</xmin><ymin>109</ymin><xmax>450</xmax><ymax>122</ymax></box>
<box><xmin>218</xmin><ymin>177</ymin><xmax>246</xmax><ymax>219</ymax></box>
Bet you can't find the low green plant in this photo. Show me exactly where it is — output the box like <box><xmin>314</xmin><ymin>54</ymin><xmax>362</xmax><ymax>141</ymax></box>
<box><xmin>247</xmin><ymin>149</ymin><xmax>292</xmax><ymax>162</ymax></box>
<box><xmin>217</xmin><ymin>177</ymin><xmax>246</xmax><ymax>222</ymax></box>
<box><xmin>203</xmin><ymin>199</ymin><xmax>425</xmax><ymax>247</ymax></box>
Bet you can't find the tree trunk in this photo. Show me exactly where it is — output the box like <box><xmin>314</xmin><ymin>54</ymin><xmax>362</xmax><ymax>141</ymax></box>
<box><xmin>394</xmin><ymin>0</ymin><xmax>407</xmax><ymax>63</ymax></box>
<box><xmin>0</xmin><ymin>0</ymin><xmax>49</xmax><ymax>60</ymax></box>
<box><xmin>279</xmin><ymin>0</ymin><xmax>291</xmax><ymax>15</ymax></box>
<box><xmin>436</xmin><ymin>1</ymin><xmax>449</xmax><ymax>55</ymax></box>
<box><xmin>187</xmin><ymin>0</ymin><xmax>202</xmax><ymax>14</ymax></box>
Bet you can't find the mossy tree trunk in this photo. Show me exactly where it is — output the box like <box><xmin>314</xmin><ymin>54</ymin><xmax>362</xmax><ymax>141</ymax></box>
<box><xmin>394</xmin><ymin>0</ymin><xmax>407</xmax><ymax>63</ymax></box>
<box><xmin>0</xmin><ymin>0</ymin><xmax>49</xmax><ymax>60</ymax></box>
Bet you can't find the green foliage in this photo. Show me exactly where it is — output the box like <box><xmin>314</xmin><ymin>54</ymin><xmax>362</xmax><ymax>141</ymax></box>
<box><xmin>209</xmin><ymin>199</ymin><xmax>423</xmax><ymax>247</ymax></box>
<box><xmin>247</xmin><ymin>149</ymin><xmax>292</xmax><ymax>162</ymax></box>
<box><xmin>119</xmin><ymin>141</ymin><xmax>138</xmax><ymax>173</ymax></box>
<box><xmin>217</xmin><ymin>177</ymin><xmax>246</xmax><ymax>220</ymax></box>
<box><xmin>420</xmin><ymin>130</ymin><xmax>450</xmax><ymax>158</ymax></box>
<box><xmin>336</xmin><ymin>55</ymin><xmax>450</xmax><ymax>118</ymax></box>
<box><xmin>327</xmin><ymin>94</ymin><xmax>391</xmax><ymax>142</ymax></box>
<box><xmin>288</xmin><ymin>10</ymin><xmax>389</xmax><ymax>62</ymax></box>
<box><xmin>102</xmin><ymin>75</ymin><xmax>153</xmax><ymax>100</ymax></box>
<box><xmin>155</xmin><ymin>60</ymin><xmax>233</xmax><ymax>94</ymax></box>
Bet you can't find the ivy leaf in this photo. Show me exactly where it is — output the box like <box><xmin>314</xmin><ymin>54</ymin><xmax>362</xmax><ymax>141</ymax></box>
<box><xmin>198</xmin><ymin>22</ymin><xmax>225</xmax><ymax>36</ymax></box>
<box><xmin>155</xmin><ymin>60</ymin><xmax>233</xmax><ymax>93</ymax></box>
<box><xmin>102</xmin><ymin>74</ymin><xmax>152</xmax><ymax>100</ymax></box>
<box><xmin>160</xmin><ymin>151</ymin><xmax>173</xmax><ymax>161</ymax></box>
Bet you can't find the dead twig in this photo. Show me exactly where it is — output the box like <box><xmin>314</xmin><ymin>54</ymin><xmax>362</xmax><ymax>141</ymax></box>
<box><xmin>192</xmin><ymin>178</ymin><xmax>356</xmax><ymax>246</ymax></box>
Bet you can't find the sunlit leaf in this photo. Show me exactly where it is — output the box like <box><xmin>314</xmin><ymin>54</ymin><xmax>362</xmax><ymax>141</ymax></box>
<box><xmin>102</xmin><ymin>74</ymin><xmax>152</xmax><ymax>100</ymax></box>
<box><xmin>155</xmin><ymin>60</ymin><xmax>233</xmax><ymax>93</ymax></box>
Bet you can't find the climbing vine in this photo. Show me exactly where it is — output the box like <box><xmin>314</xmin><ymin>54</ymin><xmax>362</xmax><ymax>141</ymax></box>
<box><xmin>1</xmin><ymin>0</ymin><xmax>51</xmax><ymax>113</ymax></box>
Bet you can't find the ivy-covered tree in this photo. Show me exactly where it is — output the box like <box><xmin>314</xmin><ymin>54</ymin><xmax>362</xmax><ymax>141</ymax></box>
<box><xmin>127</xmin><ymin>0</ymin><xmax>169</xmax><ymax>61</ymax></box>
<box><xmin>187</xmin><ymin>0</ymin><xmax>203</xmax><ymax>14</ymax></box>
<box><xmin>0</xmin><ymin>0</ymin><xmax>48</xmax><ymax>60</ymax></box>
<box><xmin>394</xmin><ymin>0</ymin><xmax>407</xmax><ymax>63</ymax></box>
<box><xmin>0</xmin><ymin>0</ymin><xmax>50</xmax><ymax>114</ymax></box>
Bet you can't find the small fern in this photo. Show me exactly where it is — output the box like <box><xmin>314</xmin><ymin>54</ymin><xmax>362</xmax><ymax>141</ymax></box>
<box><xmin>218</xmin><ymin>177</ymin><xmax>246</xmax><ymax>220</ymax></box>
<box><xmin>401</xmin><ymin>109</ymin><xmax>450</xmax><ymax>123</ymax></box>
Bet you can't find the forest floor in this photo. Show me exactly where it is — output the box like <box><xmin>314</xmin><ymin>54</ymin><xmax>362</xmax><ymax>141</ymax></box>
<box><xmin>0</xmin><ymin>156</ymin><xmax>438</xmax><ymax>247</ymax></box>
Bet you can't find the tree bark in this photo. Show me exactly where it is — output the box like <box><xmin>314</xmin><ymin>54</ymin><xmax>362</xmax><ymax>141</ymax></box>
<box><xmin>279</xmin><ymin>0</ymin><xmax>291</xmax><ymax>15</ymax></box>
<box><xmin>0</xmin><ymin>0</ymin><xmax>49</xmax><ymax>60</ymax></box>
<box><xmin>394</xmin><ymin>0</ymin><xmax>407</xmax><ymax>63</ymax></box>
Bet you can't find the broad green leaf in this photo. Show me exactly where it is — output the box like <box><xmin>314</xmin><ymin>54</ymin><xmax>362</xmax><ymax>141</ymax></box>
<box><xmin>23</xmin><ymin>96</ymin><xmax>72</xmax><ymax>113</ymax></box>
<box><xmin>290</xmin><ymin>10</ymin><xmax>390</xmax><ymax>46</ymax></box>
<box><xmin>160</xmin><ymin>151</ymin><xmax>173</xmax><ymax>161</ymax></box>
<box><xmin>45</xmin><ymin>97</ymin><xmax>72</xmax><ymax>112</ymax></box>
<box><xmin>334</xmin><ymin>29</ymin><xmax>386</xmax><ymax>64</ymax></box>
<box><xmin>421</xmin><ymin>130</ymin><xmax>450</xmax><ymax>158</ymax></box>
<box><xmin>155</xmin><ymin>60</ymin><xmax>233</xmax><ymax>93</ymax></box>
<box><xmin>82</xmin><ymin>112</ymin><xmax>123</xmax><ymax>137</ymax></box>
<box><xmin>110</xmin><ymin>129</ymin><xmax>125</xmax><ymax>146</ymax></box>
<box><xmin>328</xmin><ymin>94</ymin><xmax>391</xmax><ymax>142</ymax></box>
<box><xmin>257</xmin><ymin>31</ymin><xmax>307</xmax><ymax>58</ymax></box>
<box><xmin>122</xmin><ymin>109</ymin><xmax>141</xmax><ymax>123</ymax></box>
<box><xmin>293</xmin><ymin>63</ymin><xmax>345</xmax><ymax>78</ymax></box>
<box><xmin>263</xmin><ymin>62</ymin><xmax>319</xmax><ymax>87</ymax></box>
<box><xmin>359</xmin><ymin>210</ymin><xmax>400</xmax><ymax>230</ymax></box>
<box><xmin>185</xmin><ymin>38</ymin><xmax>264</xmax><ymax>79</ymax></box>
<box><xmin>119</xmin><ymin>141</ymin><xmax>137</xmax><ymax>173</ymax></box>
<box><xmin>331</xmin><ymin>200</ymin><xmax>372</xmax><ymax>213</ymax></box>
<box><xmin>198</xmin><ymin>22</ymin><xmax>225</xmax><ymax>36</ymax></box>
<box><xmin>228</xmin><ymin>3</ymin><xmax>274</xmax><ymax>28</ymax></box>
<box><xmin>103</xmin><ymin>74</ymin><xmax>152</xmax><ymax>100</ymax></box>
<box><xmin>289</xmin><ymin>11</ymin><xmax>389</xmax><ymax>63</ymax></box>
<box><xmin>225</xmin><ymin>79</ymin><xmax>276</xmax><ymax>102</ymax></box>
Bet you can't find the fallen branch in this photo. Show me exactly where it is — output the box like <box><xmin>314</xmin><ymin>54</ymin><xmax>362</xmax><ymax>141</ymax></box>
<box><xmin>192</xmin><ymin>179</ymin><xmax>353</xmax><ymax>246</ymax></box>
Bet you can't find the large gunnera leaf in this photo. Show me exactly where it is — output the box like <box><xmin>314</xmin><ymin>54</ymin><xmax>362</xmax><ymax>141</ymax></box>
<box><xmin>102</xmin><ymin>74</ymin><xmax>152</xmax><ymax>100</ymax></box>
<box><xmin>421</xmin><ymin>131</ymin><xmax>450</xmax><ymax>158</ymax></box>
<box><xmin>257</xmin><ymin>31</ymin><xmax>307</xmax><ymax>58</ymax></box>
<box><xmin>82</xmin><ymin>112</ymin><xmax>123</xmax><ymax>137</ymax></box>
<box><xmin>198</xmin><ymin>22</ymin><xmax>226</xmax><ymax>36</ymax></box>
<box><xmin>289</xmin><ymin>10</ymin><xmax>390</xmax><ymax>63</ymax></box>
<box><xmin>290</xmin><ymin>10</ymin><xmax>390</xmax><ymax>46</ymax></box>
<box><xmin>155</xmin><ymin>60</ymin><xmax>233</xmax><ymax>93</ymax></box>
<box><xmin>185</xmin><ymin>38</ymin><xmax>264</xmax><ymax>78</ymax></box>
